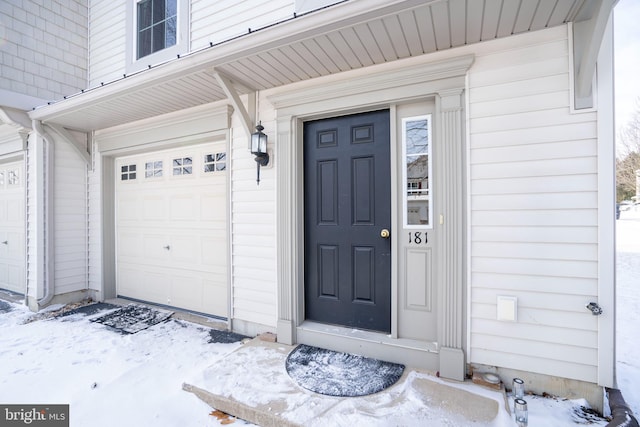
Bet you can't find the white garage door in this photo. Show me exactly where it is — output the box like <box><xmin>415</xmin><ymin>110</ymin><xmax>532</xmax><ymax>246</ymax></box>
<box><xmin>0</xmin><ymin>160</ymin><xmax>26</xmax><ymax>294</ymax></box>
<box><xmin>115</xmin><ymin>142</ymin><xmax>228</xmax><ymax>318</ymax></box>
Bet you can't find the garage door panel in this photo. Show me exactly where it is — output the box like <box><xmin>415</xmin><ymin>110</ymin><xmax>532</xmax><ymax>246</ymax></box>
<box><xmin>118</xmin><ymin>195</ymin><xmax>141</xmax><ymax>221</ymax></box>
<box><xmin>169</xmin><ymin>235</ymin><xmax>201</xmax><ymax>265</ymax></box>
<box><xmin>6</xmin><ymin>232</ymin><xmax>24</xmax><ymax>260</ymax></box>
<box><xmin>203</xmin><ymin>279</ymin><xmax>227</xmax><ymax>316</ymax></box>
<box><xmin>169</xmin><ymin>193</ymin><xmax>198</xmax><ymax>221</ymax></box>
<box><xmin>169</xmin><ymin>275</ymin><xmax>203</xmax><ymax>309</ymax></box>
<box><xmin>143</xmin><ymin>234</ymin><xmax>170</xmax><ymax>261</ymax></box>
<box><xmin>0</xmin><ymin>160</ymin><xmax>25</xmax><ymax>294</ymax></box>
<box><xmin>117</xmin><ymin>231</ymin><xmax>142</xmax><ymax>259</ymax></box>
<box><xmin>202</xmin><ymin>236</ymin><xmax>227</xmax><ymax>266</ymax></box>
<box><xmin>202</xmin><ymin>194</ymin><xmax>226</xmax><ymax>221</ymax></box>
<box><xmin>118</xmin><ymin>265</ymin><xmax>171</xmax><ymax>302</ymax></box>
<box><xmin>116</xmin><ymin>142</ymin><xmax>228</xmax><ymax>318</ymax></box>
<box><xmin>143</xmin><ymin>195</ymin><xmax>165</xmax><ymax>221</ymax></box>
<box><xmin>7</xmin><ymin>199</ymin><xmax>23</xmax><ymax>223</ymax></box>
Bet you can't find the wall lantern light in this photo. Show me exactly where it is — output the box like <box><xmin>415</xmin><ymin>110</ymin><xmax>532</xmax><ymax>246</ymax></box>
<box><xmin>251</xmin><ymin>121</ymin><xmax>269</xmax><ymax>185</ymax></box>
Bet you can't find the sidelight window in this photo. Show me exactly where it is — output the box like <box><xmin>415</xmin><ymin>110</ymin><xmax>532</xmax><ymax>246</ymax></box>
<box><xmin>402</xmin><ymin>115</ymin><xmax>432</xmax><ymax>228</ymax></box>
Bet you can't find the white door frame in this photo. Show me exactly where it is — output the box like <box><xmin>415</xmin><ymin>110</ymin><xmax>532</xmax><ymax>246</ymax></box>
<box><xmin>269</xmin><ymin>54</ymin><xmax>473</xmax><ymax>379</ymax></box>
<box><xmin>94</xmin><ymin>104</ymin><xmax>233</xmax><ymax>316</ymax></box>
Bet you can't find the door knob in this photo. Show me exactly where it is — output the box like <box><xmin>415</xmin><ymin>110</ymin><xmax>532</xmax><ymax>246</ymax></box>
<box><xmin>380</xmin><ymin>229</ymin><xmax>390</xmax><ymax>239</ymax></box>
<box><xmin>163</xmin><ymin>245</ymin><xmax>171</xmax><ymax>250</ymax></box>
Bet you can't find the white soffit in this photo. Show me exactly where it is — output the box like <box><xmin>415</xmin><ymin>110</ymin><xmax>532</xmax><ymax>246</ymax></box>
<box><xmin>29</xmin><ymin>0</ymin><xmax>603</xmax><ymax>132</ymax></box>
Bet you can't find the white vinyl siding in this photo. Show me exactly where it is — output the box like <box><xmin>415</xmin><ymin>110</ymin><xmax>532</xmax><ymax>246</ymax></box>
<box><xmin>88</xmin><ymin>0</ymin><xmax>294</xmax><ymax>85</ymax></box>
<box><xmin>229</xmin><ymin>94</ymin><xmax>277</xmax><ymax>328</ymax></box>
<box><xmin>25</xmin><ymin>132</ymin><xmax>44</xmax><ymax>302</ymax></box>
<box><xmin>191</xmin><ymin>0</ymin><xmax>293</xmax><ymax>51</ymax></box>
<box><xmin>467</xmin><ymin>25</ymin><xmax>599</xmax><ymax>382</ymax></box>
<box><xmin>53</xmin><ymin>135</ymin><xmax>88</xmax><ymax>295</ymax></box>
<box><xmin>88</xmin><ymin>0</ymin><xmax>127</xmax><ymax>87</ymax></box>
<box><xmin>87</xmin><ymin>146</ymin><xmax>102</xmax><ymax>294</ymax></box>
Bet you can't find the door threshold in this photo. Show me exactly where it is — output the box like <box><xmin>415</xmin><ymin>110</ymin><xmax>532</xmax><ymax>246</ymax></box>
<box><xmin>296</xmin><ymin>321</ymin><xmax>439</xmax><ymax>370</ymax></box>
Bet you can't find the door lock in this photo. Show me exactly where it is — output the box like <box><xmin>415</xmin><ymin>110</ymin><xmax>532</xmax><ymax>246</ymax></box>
<box><xmin>380</xmin><ymin>229</ymin><xmax>390</xmax><ymax>239</ymax></box>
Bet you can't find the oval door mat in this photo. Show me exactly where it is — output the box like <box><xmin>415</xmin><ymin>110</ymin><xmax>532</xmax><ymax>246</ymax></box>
<box><xmin>285</xmin><ymin>344</ymin><xmax>405</xmax><ymax>397</ymax></box>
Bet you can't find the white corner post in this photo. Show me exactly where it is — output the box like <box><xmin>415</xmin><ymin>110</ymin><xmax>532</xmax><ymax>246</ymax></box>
<box><xmin>275</xmin><ymin>113</ymin><xmax>297</xmax><ymax>345</ymax></box>
<box><xmin>436</xmin><ymin>89</ymin><xmax>466</xmax><ymax>381</ymax></box>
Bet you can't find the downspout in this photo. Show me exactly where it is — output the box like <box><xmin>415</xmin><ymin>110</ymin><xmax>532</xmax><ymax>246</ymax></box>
<box><xmin>606</xmin><ymin>388</ymin><xmax>639</xmax><ymax>427</ymax></box>
<box><xmin>32</xmin><ymin>120</ymin><xmax>55</xmax><ymax>307</ymax></box>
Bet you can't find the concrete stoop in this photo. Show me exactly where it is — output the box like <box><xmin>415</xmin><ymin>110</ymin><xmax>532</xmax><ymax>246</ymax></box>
<box><xmin>182</xmin><ymin>338</ymin><xmax>508</xmax><ymax>426</ymax></box>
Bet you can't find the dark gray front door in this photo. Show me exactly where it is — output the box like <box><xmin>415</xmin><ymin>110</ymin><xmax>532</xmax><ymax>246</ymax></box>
<box><xmin>304</xmin><ymin>110</ymin><xmax>391</xmax><ymax>332</ymax></box>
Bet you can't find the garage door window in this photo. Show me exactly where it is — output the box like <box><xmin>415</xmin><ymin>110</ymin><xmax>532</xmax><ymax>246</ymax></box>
<box><xmin>204</xmin><ymin>153</ymin><xmax>226</xmax><ymax>172</ymax></box>
<box><xmin>173</xmin><ymin>157</ymin><xmax>192</xmax><ymax>175</ymax></box>
<box><xmin>121</xmin><ymin>164</ymin><xmax>137</xmax><ymax>181</ymax></box>
<box><xmin>145</xmin><ymin>160</ymin><xmax>163</xmax><ymax>178</ymax></box>
<box><xmin>8</xmin><ymin>169</ymin><xmax>19</xmax><ymax>186</ymax></box>
<box><xmin>0</xmin><ymin>171</ymin><xmax>4</xmax><ymax>186</ymax></box>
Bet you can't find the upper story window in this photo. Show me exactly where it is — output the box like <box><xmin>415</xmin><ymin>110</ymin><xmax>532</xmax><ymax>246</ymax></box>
<box><xmin>137</xmin><ymin>0</ymin><xmax>177</xmax><ymax>60</ymax></box>
<box><xmin>126</xmin><ymin>0</ymin><xmax>189</xmax><ymax>74</ymax></box>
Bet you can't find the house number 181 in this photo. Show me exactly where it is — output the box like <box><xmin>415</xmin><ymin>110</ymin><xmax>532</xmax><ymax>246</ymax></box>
<box><xmin>408</xmin><ymin>231</ymin><xmax>428</xmax><ymax>244</ymax></box>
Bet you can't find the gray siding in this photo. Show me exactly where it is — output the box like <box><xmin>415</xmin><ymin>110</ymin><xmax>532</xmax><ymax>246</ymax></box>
<box><xmin>0</xmin><ymin>0</ymin><xmax>87</xmax><ymax>102</ymax></box>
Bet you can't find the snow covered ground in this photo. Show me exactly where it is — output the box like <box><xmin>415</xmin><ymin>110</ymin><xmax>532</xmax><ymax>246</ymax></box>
<box><xmin>0</xmin><ymin>212</ymin><xmax>638</xmax><ymax>426</ymax></box>
<box><xmin>616</xmin><ymin>207</ymin><xmax>640</xmax><ymax>417</ymax></box>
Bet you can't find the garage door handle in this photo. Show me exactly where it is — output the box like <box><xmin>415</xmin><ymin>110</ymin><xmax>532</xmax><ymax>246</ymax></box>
<box><xmin>163</xmin><ymin>245</ymin><xmax>170</xmax><ymax>250</ymax></box>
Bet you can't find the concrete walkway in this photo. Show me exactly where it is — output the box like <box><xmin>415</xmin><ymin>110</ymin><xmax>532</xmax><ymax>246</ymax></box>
<box><xmin>183</xmin><ymin>338</ymin><xmax>513</xmax><ymax>427</ymax></box>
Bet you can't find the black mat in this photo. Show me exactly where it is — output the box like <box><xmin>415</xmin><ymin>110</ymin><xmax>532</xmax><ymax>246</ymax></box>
<box><xmin>90</xmin><ymin>304</ymin><xmax>173</xmax><ymax>334</ymax></box>
<box><xmin>58</xmin><ymin>302</ymin><xmax>119</xmax><ymax>318</ymax></box>
<box><xmin>208</xmin><ymin>329</ymin><xmax>250</xmax><ymax>344</ymax></box>
<box><xmin>285</xmin><ymin>344</ymin><xmax>405</xmax><ymax>397</ymax></box>
<box><xmin>0</xmin><ymin>300</ymin><xmax>12</xmax><ymax>313</ymax></box>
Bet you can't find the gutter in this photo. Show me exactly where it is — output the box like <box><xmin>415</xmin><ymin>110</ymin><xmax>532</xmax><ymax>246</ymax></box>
<box><xmin>32</xmin><ymin>120</ymin><xmax>55</xmax><ymax>307</ymax></box>
<box><xmin>607</xmin><ymin>388</ymin><xmax>639</xmax><ymax>427</ymax></box>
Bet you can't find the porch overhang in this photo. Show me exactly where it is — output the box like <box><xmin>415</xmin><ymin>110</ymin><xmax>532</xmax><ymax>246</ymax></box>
<box><xmin>28</xmin><ymin>0</ymin><xmax>613</xmax><ymax>133</ymax></box>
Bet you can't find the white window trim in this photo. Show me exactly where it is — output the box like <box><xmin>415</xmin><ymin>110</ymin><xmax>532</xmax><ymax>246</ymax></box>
<box><xmin>125</xmin><ymin>0</ymin><xmax>190</xmax><ymax>75</ymax></box>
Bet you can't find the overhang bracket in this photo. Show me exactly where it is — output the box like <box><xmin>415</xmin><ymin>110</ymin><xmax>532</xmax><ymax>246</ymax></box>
<box><xmin>47</xmin><ymin>123</ymin><xmax>91</xmax><ymax>167</ymax></box>
<box><xmin>572</xmin><ymin>0</ymin><xmax>616</xmax><ymax>109</ymax></box>
<box><xmin>0</xmin><ymin>107</ymin><xmax>31</xmax><ymax>149</ymax></box>
<box><xmin>213</xmin><ymin>69</ymin><xmax>256</xmax><ymax>142</ymax></box>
